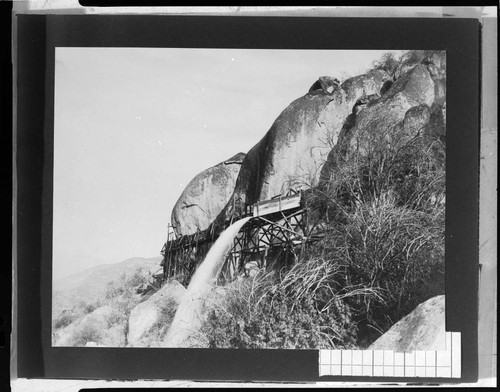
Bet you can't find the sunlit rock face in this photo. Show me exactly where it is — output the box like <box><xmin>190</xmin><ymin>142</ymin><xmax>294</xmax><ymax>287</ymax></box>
<box><xmin>127</xmin><ymin>280</ymin><xmax>186</xmax><ymax>347</ymax></box>
<box><xmin>369</xmin><ymin>295</ymin><xmax>446</xmax><ymax>351</ymax></box>
<box><xmin>320</xmin><ymin>62</ymin><xmax>444</xmax><ymax>182</ymax></box>
<box><xmin>214</xmin><ymin>69</ymin><xmax>390</xmax><ymax>222</ymax></box>
<box><xmin>171</xmin><ymin>152</ymin><xmax>245</xmax><ymax>236</ymax></box>
<box><xmin>172</xmin><ymin>55</ymin><xmax>446</xmax><ymax>234</ymax></box>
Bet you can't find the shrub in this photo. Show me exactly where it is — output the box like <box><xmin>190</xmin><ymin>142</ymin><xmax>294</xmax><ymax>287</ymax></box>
<box><xmin>104</xmin><ymin>268</ymin><xmax>148</xmax><ymax>301</ymax></box>
<box><xmin>105</xmin><ymin>280</ymin><xmax>125</xmax><ymax>300</ymax></box>
<box><xmin>372</xmin><ymin>52</ymin><xmax>401</xmax><ymax>78</ymax></box>
<box><xmin>73</xmin><ymin>300</ymin><xmax>99</xmax><ymax>316</ymax></box>
<box><xmin>105</xmin><ymin>307</ymin><xmax>127</xmax><ymax>328</ymax></box>
<box><xmin>372</xmin><ymin>50</ymin><xmax>443</xmax><ymax>80</ymax></box>
<box><xmin>127</xmin><ymin>268</ymin><xmax>149</xmax><ymax>288</ymax></box>
<box><xmin>83</xmin><ymin>302</ymin><xmax>98</xmax><ymax>314</ymax></box>
<box><xmin>334</xmin><ymin>197</ymin><xmax>443</xmax><ymax>335</ymax></box>
<box><xmin>54</xmin><ymin>299</ymin><xmax>101</xmax><ymax>330</ymax></box>
<box><xmin>200</xmin><ymin>272</ymin><xmax>357</xmax><ymax>349</ymax></box>
<box><xmin>54</xmin><ymin>311</ymin><xmax>76</xmax><ymax>330</ymax></box>
<box><xmin>71</xmin><ymin>321</ymin><xmax>102</xmax><ymax>346</ymax></box>
<box><xmin>306</xmin><ymin>109</ymin><xmax>445</xmax><ymax>344</ymax></box>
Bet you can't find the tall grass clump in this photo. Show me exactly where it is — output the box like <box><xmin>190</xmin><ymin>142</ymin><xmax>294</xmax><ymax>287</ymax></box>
<box><xmin>53</xmin><ymin>299</ymin><xmax>101</xmax><ymax>331</ymax></box>
<box><xmin>200</xmin><ymin>269</ymin><xmax>358</xmax><ymax>349</ymax></box>
<box><xmin>307</xmin><ymin>101</ymin><xmax>445</xmax><ymax>344</ymax></box>
<box><xmin>304</xmin><ymin>195</ymin><xmax>444</xmax><ymax>345</ymax></box>
<box><xmin>71</xmin><ymin>320</ymin><xmax>103</xmax><ymax>346</ymax></box>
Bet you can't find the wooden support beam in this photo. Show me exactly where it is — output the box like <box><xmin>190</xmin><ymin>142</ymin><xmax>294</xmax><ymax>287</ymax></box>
<box><xmin>257</xmin><ymin>216</ymin><xmax>306</xmax><ymax>239</ymax></box>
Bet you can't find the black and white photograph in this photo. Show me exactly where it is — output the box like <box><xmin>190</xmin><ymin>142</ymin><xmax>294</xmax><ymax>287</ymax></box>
<box><xmin>50</xmin><ymin>47</ymin><xmax>448</xmax><ymax>351</ymax></box>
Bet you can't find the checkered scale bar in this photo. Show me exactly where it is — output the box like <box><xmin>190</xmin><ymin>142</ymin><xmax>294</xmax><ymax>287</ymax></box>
<box><xmin>319</xmin><ymin>332</ymin><xmax>461</xmax><ymax>378</ymax></box>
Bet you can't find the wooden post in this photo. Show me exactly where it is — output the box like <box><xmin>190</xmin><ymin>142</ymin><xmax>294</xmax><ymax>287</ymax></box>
<box><xmin>263</xmin><ymin>246</ymin><xmax>268</xmax><ymax>270</ymax></box>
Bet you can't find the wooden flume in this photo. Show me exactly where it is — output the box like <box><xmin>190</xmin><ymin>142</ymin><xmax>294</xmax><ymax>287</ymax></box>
<box><xmin>161</xmin><ymin>190</ymin><xmax>322</xmax><ymax>285</ymax></box>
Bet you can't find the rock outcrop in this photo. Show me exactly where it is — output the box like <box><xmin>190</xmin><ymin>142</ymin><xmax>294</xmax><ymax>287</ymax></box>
<box><xmin>127</xmin><ymin>280</ymin><xmax>186</xmax><ymax>347</ymax></box>
<box><xmin>369</xmin><ymin>295</ymin><xmax>446</xmax><ymax>351</ymax></box>
<box><xmin>170</xmin><ymin>53</ymin><xmax>446</xmax><ymax>239</ymax></box>
<box><xmin>309</xmin><ymin>76</ymin><xmax>341</xmax><ymax>94</ymax></box>
<box><xmin>171</xmin><ymin>153</ymin><xmax>245</xmax><ymax>236</ymax></box>
<box><xmin>210</xmin><ymin>69</ymin><xmax>390</xmax><ymax>224</ymax></box>
<box><xmin>320</xmin><ymin>60</ymin><xmax>443</xmax><ymax>182</ymax></box>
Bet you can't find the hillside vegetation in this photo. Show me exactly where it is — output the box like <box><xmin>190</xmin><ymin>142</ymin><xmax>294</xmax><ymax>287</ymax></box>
<box><xmin>52</xmin><ymin>260</ymin><xmax>161</xmax><ymax>347</ymax></box>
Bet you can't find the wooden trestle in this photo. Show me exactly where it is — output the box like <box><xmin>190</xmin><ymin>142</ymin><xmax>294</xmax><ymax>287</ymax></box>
<box><xmin>161</xmin><ymin>190</ymin><xmax>317</xmax><ymax>285</ymax></box>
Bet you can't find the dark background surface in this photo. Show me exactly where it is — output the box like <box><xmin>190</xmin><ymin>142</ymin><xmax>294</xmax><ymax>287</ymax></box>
<box><xmin>1</xmin><ymin>2</ymin><xmax>13</xmax><ymax>390</ymax></box>
<box><xmin>15</xmin><ymin>15</ymin><xmax>480</xmax><ymax>382</ymax></box>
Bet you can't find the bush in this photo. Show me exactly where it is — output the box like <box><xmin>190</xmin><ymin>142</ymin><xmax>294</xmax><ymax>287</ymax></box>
<box><xmin>53</xmin><ymin>299</ymin><xmax>101</xmax><ymax>330</ymax></box>
<box><xmin>332</xmin><ymin>198</ymin><xmax>442</xmax><ymax>336</ymax></box>
<box><xmin>105</xmin><ymin>307</ymin><xmax>127</xmax><ymax>328</ymax></box>
<box><xmin>372</xmin><ymin>52</ymin><xmax>400</xmax><ymax>78</ymax></box>
<box><xmin>372</xmin><ymin>50</ymin><xmax>443</xmax><ymax>80</ymax></box>
<box><xmin>71</xmin><ymin>321</ymin><xmax>103</xmax><ymax>346</ymax></box>
<box><xmin>105</xmin><ymin>269</ymin><xmax>142</xmax><ymax>299</ymax></box>
<box><xmin>306</xmin><ymin>103</ymin><xmax>445</xmax><ymax>344</ymax></box>
<box><xmin>83</xmin><ymin>301</ymin><xmax>98</xmax><ymax>314</ymax></box>
<box><xmin>127</xmin><ymin>268</ymin><xmax>149</xmax><ymax>288</ymax></box>
<box><xmin>201</xmin><ymin>272</ymin><xmax>357</xmax><ymax>349</ymax></box>
<box><xmin>54</xmin><ymin>311</ymin><xmax>76</xmax><ymax>330</ymax></box>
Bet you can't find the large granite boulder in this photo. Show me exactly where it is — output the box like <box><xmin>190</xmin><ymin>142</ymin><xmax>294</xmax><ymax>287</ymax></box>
<box><xmin>212</xmin><ymin>69</ymin><xmax>390</xmax><ymax>223</ymax></box>
<box><xmin>171</xmin><ymin>54</ymin><xmax>445</xmax><ymax>235</ymax></box>
<box><xmin>369</xmin><ymin>295</ymin><xmax>446</xmax><ymax>351</ymax></box>
<box><xmin>127</xmin><ymin>280</ymin><xmax>186</xmax><ymax>347</ymax></box>
<box><xmin>171</xmin><ymin>152</ymin><xmax>245</xmax><ymax>236</ymax></box>
<box><xmin>320</xmin><ymin>63</ymin><xmax>438</xmax><ymax>181</ymax></box>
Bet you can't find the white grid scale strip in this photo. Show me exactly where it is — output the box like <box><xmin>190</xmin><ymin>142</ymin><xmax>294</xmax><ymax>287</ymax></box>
<box><xmin>319</xmin><ymin>332</ymin><xmax>461</xmax><ymax>378</ymax></box>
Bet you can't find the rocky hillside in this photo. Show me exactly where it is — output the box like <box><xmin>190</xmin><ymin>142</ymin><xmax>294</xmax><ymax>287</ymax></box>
<box><xmin>321</xmin><ymin>57</ymin><xmax>446</xmax><ymax>183</ymax></box>
<box><xmin>170</xmin><ymin>70</ymin><xmax>391</xmax><ymax>235</ymax></box>
<box><xmin>172</xmin><ymin>52</ymin><xmax>445</xmax><ymax>236</ymax></box>
<box><xmin>53</xmin><ymin>256</ymin><xmax>162</xmax><ymax>319</ymax></box>
<box><xmin>213</xmin><ymin>70</ymin><xmax>392</xmax><ymax>228</ymax></box>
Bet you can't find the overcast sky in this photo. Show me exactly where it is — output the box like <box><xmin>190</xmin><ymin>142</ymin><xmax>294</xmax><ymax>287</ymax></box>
<box><xmin>53</xmin><ymin>48</ymin><xmax>399</xmax><ymax>279</ymax></box>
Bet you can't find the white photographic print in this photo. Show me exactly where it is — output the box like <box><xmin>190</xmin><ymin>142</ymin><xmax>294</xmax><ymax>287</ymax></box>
<box><xmin>52</xmin><ymin>48</ymin><xmax>447</xmax><ymax>353</ymax></box>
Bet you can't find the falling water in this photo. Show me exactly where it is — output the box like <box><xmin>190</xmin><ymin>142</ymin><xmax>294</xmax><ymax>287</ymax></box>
<box><xmin>163</xmin><ymin>217</ymin><xmax>251</xmax><ymax>347</ymax></box>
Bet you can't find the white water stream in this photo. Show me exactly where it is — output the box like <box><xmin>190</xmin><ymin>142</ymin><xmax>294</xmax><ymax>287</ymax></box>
<box><xmin>163</xmin><ymin>217</ymin><xmax>251</xmax><ymax>347</ymax></box>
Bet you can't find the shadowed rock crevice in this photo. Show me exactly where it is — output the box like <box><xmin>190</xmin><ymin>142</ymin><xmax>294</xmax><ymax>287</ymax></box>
<box><xmin>309</xmin><ymin>76</ymin><xmax>341</xmax><ymax>94</ymax></box>
<box><xmin>380</xmin><ymin>80</ymin><xmax>393</xmax><ymax>96</ymax></box>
